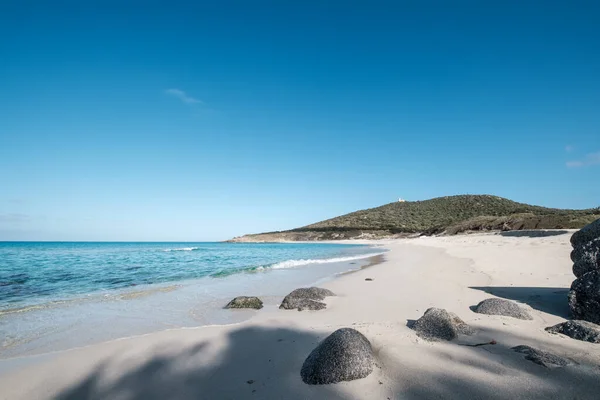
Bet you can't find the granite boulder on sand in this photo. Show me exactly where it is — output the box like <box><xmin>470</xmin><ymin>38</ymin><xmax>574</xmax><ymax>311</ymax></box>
<box><xmin>473</xmin><ymin>298</ymin><xmax>533</xmax><ymax>320</ymax></box>
<box><xmin>571</xmin><ymin>237</ymin><xmax>600</xmax><ymax>262</ymax></box>
<box><xmin>571</xmin><ymin>218</ymin><xmax>600</xmax><ymax>249</ymax></box>
<box><xmin>412</xmin><ymin>307</ymin><xmax>474</xmax><ymax>341</ymax></box>
<box><xmin>570</xmin><ymin>219</ymin><xmax>600</xmax><ymax>279</ymax></box>
<box><xmin>569</xmin><ymin>270</ymin><xmax>600</xmax><ymax>324</ymax></box>
<box><xmin>224</xmin><ymin>296</ymin><xmax>264</xmax><ymax>309</ymax></box>
<box><xmin>545</xmin><ymin>320</ymin><xmax>600</xmax><ymax>343</ymax></box>
<box><xmin>568</xmin><ymin>219</ymin><xmax>600</xmax><ymax>323</ymax></box>
<box><xmin>571</xmin><ymin>238</ymin><xmax>600</xmax><ymax>278</ymax></box>
<box><xmin>300</xmin><ymin>328</ymin><xmax>375</xmax><ymax>384</ymax></box>
<box><xmin>279</xmin><ymin>287</ymin><xmax>335</xmax><ymax>311</ymax></box>
<box><xmin>570</xmin><ymin>220</ymin><xmax>600</xmax><ymax>279</ymax></box>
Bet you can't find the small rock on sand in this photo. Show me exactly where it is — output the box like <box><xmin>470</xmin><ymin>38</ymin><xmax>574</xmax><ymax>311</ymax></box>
<box><xmin>301</xmin><ymin>328</ymin><xmax>374</xmax><ymax>384</ymax></box>
<box><xmin>546</xmin><ymin>320</ymin><xmax>600</xmax><ymax>343</ymax></box>
<box><xmin>224</xmin><ymin>296</ymin><xmax>263</xmax><ymax>310</ymax></box>
<box><xmin>512</xmin><ymin>345</ymin><xmax>574</xmax><ymax>368</ymax></box>
<box><xmin>473</xmin><ymin>298</ymin><xmax>533</xmax><ymax>320</ymax></box>
<box><xmin>412</xmin><ymin>307</ymin><xmax>474</xmax><ymax>341</ymax></box>
<box><xmin>280</xmin><ymin>287</ymin><xmax>335</xmax><ymax>311</ymax></box>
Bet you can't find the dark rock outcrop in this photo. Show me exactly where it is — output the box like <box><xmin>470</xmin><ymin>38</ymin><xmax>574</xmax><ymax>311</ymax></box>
<box><xmin>280</xmin><ymin>287</ymin><xmax>335</xmax><ymax>311</ymax></box>
<box><xmin>571</xmin><ymin>219</ymin><xmax>600</xmax><ymax>249</ymax></box>
<box><xmin>473</xmin><ymin>298</ymin><xmax>533</xmax><ymax>320</ymax></box>
<box><xmin>301</xmin><ymin>328</ymin><xmax>374</xmax><ymax>384</ymax></box>
<box><xmin>571</xmin><ymin>237</ymin><xmax>600</xmax><ymax>262</ymax></box>
<box><xmin>412</xmin><ymin>308</ymin><xmax>474</xmax><ymax>341</ymax></box>
<box><xmin>545</xmin><ymin>320</ymin><xmax>600</xmax><ymax>343</ymax></box>
<box><xmin>569</xmin><ymin>270</ymin><xmax>600</xmax><ymax>324</ymax></box>
<box><xmin>571</xmin><ymin>238</ymin><xmax>600</xmax><ymax>278</ymax></box>
<box><xmin>224</xmin><ymin>296</ymin><xmax>263</xmax><ymax>310</ymax></box>
<box><xmin>569</xmin><ymin>219</ymin><xmax>600</xmax><ymax>322</ymax></box>
<box><xmin>512</xmin><ymin>345</ymin><xmax>574</xmax><ymax>368</ymax></box>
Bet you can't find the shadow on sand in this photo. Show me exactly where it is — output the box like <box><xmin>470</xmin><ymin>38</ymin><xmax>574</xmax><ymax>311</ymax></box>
<box><xmin>50</xmin><ymin>322</ymin><xmax>600</xmax><ymax>400</ymax></box>
<box><xmin>499</xmin><ymin>230</ymin><xmax>570</xmax><ymax>238</ymax></box>
<box><xmin>54</xmin><ymin>326</ymin><xmax>345</xmax><ymax>400</ymax></box>
<box><xmin>469</xmin><ymin>286</ymin><xmax>571</xmax><ymax>318</ymax></box>
<box><xmin>395</xmin><ymin>325</ymin><xmax>600</xmax><ymax>399</ymax></box>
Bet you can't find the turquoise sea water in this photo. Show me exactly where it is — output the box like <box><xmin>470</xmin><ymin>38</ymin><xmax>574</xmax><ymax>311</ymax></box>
<box><xmin>0</xmin><ymin>242</ymin><xmax>380</xmax><ymax>312</ymax></box>
<box><xmin>0</xmin><ymin>242</ymin><xmax>384</xmax><ymax>358</ymax></box>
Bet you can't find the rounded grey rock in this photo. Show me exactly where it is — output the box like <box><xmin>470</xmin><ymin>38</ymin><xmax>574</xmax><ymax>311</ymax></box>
<box><xmin>474</xmin><ymin>298</ymin><xmax>533</xmax><ymax>320</ymax></box>
<box><xmin>301</xmin><ymin>328</ymin><xmax>374</xmax><ymax>384</ymax></box>
<box><xmin>412</xmin><ymin>307</ymin><xmax>474</xmax><ymax>341</ymax></box>
<box><xmin>291</xmin><ymin>298</ymin><xmax>327</xmax><ymax>311</ymax></box>
<box><xmin>287</xmin><ymin>287</ymin><xmax>335</xmax><ymax>300</ymax></box>
<box><xmin>280</xmin><ymin>287</ymin><xmax>335</xmax><ymax>311</ymax></box>
<box><xmin>569</xmin><ymin>270</ymin><xmax>600</xmax><ymax>323</ymax></box>
<box><xmin>545</xmin><ymin>320</ymin><xmax>600</xmax><ymax>343</ymax></box>
<box><xmin>224</xmin><ymin>296</ymin><xmax>263</xmax><ymax>310</ymax></box>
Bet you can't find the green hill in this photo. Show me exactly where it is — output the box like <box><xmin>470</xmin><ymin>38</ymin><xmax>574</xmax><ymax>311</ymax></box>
<box><xmin>229</xmin><ymin>195</ymin><xmax>599</xmax><ymax>242</ymax></box>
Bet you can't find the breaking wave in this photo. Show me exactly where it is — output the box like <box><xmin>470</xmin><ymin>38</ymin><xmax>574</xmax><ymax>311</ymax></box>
<box><xmin>269</xmin><ymin>252</ymin><xmax>386</xmax><ymax>269</ymax></box>
<box><xmin>163</xmin><ymin>247</ymin><xmax>200</xmax><ymax>252</ymax></box>
<box><xmin>209</xmin><ymin>252</ymin><xmax>385</xmax><ymax>278</ymax></box>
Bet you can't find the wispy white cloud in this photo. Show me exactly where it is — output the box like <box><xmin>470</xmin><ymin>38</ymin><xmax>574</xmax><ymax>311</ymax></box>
<box><xmin>565</xmin><ymin>145</ymin><xmax>575</xmax><ymax>153</ymax></box>
<box><xmin>0</xmin><ymin>213</ymin><xmax>30</xmax><ymax>224</ymax></box>
<box><xmin>165</xmin><ymin>89</ymin><xmax>203</xmax><ymax>104</ymax></box>
<box><xmin>566</xmin><ymin>151</ymin><xmax>600</xmax><ymax>168</ymax></box>
<box><xmin>566</xmin><ymin>160</ymin><xmax>584</xmax><ymax>168</ymax></box>
<box><xmin>7</xmin><ymin>198</ymin><xmax>27</xmax><ymax>205</ymax></box>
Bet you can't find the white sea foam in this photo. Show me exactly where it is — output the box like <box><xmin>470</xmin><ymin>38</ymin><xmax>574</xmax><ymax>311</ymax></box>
<box><xmin>163</xmin><ymin>247</ymin><xmax>200</xmax><ymax>252</ymax></box>
<box><xmin>269</xmin><ymin>252</ymin><xmax>386</xmax><ymax>269</ymax></box>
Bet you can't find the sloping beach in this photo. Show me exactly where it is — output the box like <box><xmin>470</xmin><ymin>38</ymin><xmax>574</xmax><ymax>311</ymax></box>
<box><xmin>1</xmin><ymin>231</ymin><xmax>600</xmax><ymax>399</ymax></box>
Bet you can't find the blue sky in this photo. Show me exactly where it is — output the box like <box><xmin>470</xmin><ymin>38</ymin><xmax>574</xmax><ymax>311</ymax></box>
<box><xmin>1</xmin><ymin>1</ymin><xmax>599</xmax><ymax>241</ymax></box>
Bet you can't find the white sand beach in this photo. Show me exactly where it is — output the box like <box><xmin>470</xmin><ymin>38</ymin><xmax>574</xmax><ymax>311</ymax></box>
<box><xmin>1</xmin><ymin>231</ymin><xmax>599</xmax><ymax>399</ymax></box>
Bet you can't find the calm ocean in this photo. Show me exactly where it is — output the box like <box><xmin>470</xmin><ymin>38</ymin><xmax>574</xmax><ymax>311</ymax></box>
<box><xmin>0</xmin><ymin>242</ymin><xmax>383</xmax><ymax>358</ymax></box>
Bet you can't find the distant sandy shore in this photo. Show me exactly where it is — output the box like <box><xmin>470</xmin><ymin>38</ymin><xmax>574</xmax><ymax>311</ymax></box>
<box><xmin>2</xmin><ymin>231</ymin><xmax>600</xmax><ymax>399</ymax></box>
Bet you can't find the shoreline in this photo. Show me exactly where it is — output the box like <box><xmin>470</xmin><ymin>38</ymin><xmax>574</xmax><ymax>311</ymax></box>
<box><xmin>2</xmin><ymin>231</ymin><xmax>600</xmax><ymax>399</ymax></box>
<box><xmin>0</xmin><ymin>244</ymin><xmax>384</xmax><ymax>360</ymax></box>
<box><xmin>336</xmin><ymin>253</ymin><xmax>386</xmax><ymax>277</ymax></box>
